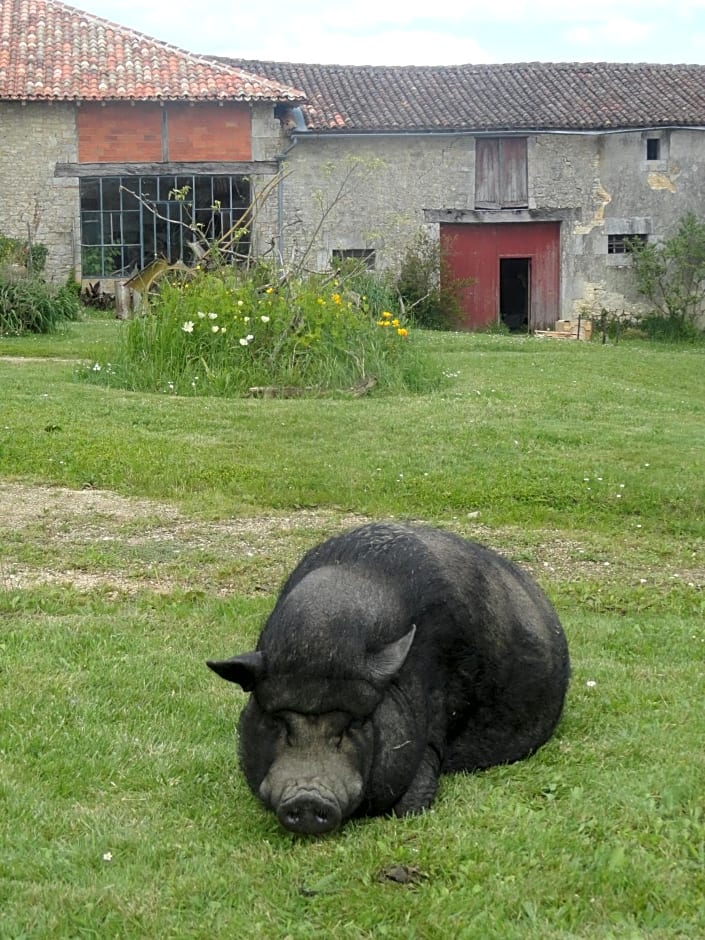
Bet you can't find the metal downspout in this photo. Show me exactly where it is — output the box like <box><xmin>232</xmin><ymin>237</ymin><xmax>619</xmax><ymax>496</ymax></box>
<box><xmin>276</xmin><ymin>138</ymin><xmax>298</xmax><ymax>269</ymax></box>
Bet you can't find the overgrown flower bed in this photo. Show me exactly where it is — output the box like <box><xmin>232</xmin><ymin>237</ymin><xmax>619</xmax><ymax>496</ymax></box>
<box><xmin>84</xmin><ymin>265</ymin><xmax>437</xmax><ymax>396</ymax></box>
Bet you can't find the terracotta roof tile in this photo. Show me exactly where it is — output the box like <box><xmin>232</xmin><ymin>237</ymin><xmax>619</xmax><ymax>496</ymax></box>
<box><xmin>224</xmin><ymin>59</ymin><xmax>705</xmax><ymax>132</ymax></box>
<box><xmin>0</xmin><ymin>0</ymin><xmax>305</xmax><ymax>102</ymax></box>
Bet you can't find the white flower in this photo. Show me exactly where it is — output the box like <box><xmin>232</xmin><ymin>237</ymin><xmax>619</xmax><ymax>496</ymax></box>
<box><xmin>197</xmin><ymin>311</ymin><xmax>206</xmax><ymax>319</ymax></box>
<box><xmin>586</xmin><ymin>680</ymin><xmax>597</xmax><ymax>688</ymax></box>
<box><xmin>208</xmin><ymin>312</ymin><xmax>218</xmax><ymax>320</ymax></box>
<box><xmin>243</xmin><ymin>316</ymin><xmax>250</xmax><ymax>323</ymax></box>
<box><xmin>247</xmin><ymin>334</ymin><xmax>254</xmax><ymax>341</ymax></box>
<box><xmin>261</xmin><ymin>315</ymin><xmax>270</xmax><ymax>323</ymax></box>
<box><xmin>211</xmin><ymin>325</ymin><xmax>219</xmax><ymax>333</ymax></box>
<box><xmin>239</xmin><ymin>337</ymin><xmax>250</xmax><ymax>346</ymax></box>
<box><xmin>102</xmin><ymin>851</ymin><xmax>113</xmax><ymax>862</ymax></box>
<box><xmin>182</xmin><ymin>321</ymin><xmax>194</xmax><ymax>333</ymax></box>
<box><xmin>237</xmin><ymin>300</ymin><xmax>244</xmax><ymax>307</ymax></box>
<box><xmin>92</xmin><ymin>362</ymin><xmax>101</xmax><ymax>372</ymax></box>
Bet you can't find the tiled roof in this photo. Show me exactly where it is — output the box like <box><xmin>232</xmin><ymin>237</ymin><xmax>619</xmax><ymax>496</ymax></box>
<box><xmin>223</xmin><ymin>59</ymin><xmax>705</xmax><ymax>133</ymax></box>
<box><xmin>0</xmin><ymin>0</ymin><xmax>305</xmax><ymax>102</ymax></box>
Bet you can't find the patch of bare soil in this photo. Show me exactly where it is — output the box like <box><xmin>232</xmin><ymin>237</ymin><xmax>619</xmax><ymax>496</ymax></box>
<box><xmin>0</xmin><ymin>482</ymin><xmax>366</xmax><ymax>595</ymax></box>
<box><xmin>0</xmin><ymin>482</ymin><xmax>702</xmax><ymax>596</ymax></box>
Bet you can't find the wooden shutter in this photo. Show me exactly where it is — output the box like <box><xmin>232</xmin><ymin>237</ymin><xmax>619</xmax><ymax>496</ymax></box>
<box><xmin>475</xmin><ymin>138</ymin><xmax>528</xmax><ymax>209</ymax></box>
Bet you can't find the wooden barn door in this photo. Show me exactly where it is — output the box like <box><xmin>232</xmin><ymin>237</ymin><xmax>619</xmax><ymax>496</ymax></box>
<box><xmin>440</xmin><ymin>221</ymin><xmax>560</xmax><ymax>331</ymax></box>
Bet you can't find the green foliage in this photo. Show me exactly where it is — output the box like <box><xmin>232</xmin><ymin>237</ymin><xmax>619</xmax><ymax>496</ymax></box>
<box><xmin>0</xmin><ymin>277</ymin><xmax>82</xmax><ymax>335</ymax></box>
<box><xmin>395</xmin><ymin>229</ymin><xmax>466</xmax><ymax>330</ymax></box>
<box><xmin>0</xmin><ymin>232</ymin><xmax>48</xmax><ymax>274</ymax></box>
<box><xmin>629</xmin><ymin>213</ymin><xmax>705</xmax><ymax>339</ymax></box>
<box><xmin>83</xmin><ymin>265</ymin><xmax>436</xmax><ymax>395</ymax></box>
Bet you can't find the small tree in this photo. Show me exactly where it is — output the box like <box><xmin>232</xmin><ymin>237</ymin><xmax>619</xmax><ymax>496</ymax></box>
<box><xmin>629</xmin><ymin>213</ymin><xmax>705</xmax><ymax>337</ymax></box>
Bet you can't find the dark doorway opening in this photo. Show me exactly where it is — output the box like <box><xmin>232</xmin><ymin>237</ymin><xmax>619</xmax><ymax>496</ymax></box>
<box><xmin>500</xmin><ymin>258</ymin><xmax>530</xmax><ymax>332</ymax></box>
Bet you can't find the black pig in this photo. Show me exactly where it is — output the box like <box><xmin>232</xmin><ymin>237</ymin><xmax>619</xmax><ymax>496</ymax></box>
<box><xmin>207</xmin><ymin>522</ymin><xmax>569</xmax><ymax>835</ymax></box>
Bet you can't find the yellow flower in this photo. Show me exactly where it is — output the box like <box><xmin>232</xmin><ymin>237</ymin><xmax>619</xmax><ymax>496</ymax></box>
<box><xmin>265</xmin><ymin>287</ymin><xmax>274</xmax><ymax>294</ymax></box>
<box><xmin>317</xmin><ymin>297</ymin><xmax>325</xmax><ymax>305</ymax></box>
<box><xmin>397</xmin><ymin>327</ymin><xmax>409</xmax><ymax>337</ymax></box>
<box><xmin>381</xmin><ymin>311</ymin><xmax>392</xmax><ymax>319</ymax></box>
<box><xmin>392</xmin><ymin>318</ymin><xmax>400</xmax><ymax>327</ymax></box>
<box><xmin>332</xmin><ymin>293</ymin><xmax>342</xmax><ymax>304</ymax></box>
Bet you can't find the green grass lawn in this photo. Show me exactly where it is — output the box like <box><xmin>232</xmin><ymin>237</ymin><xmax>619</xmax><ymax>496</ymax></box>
<box><xmin>1</xmin><ymin>322</ymin><xmax>703</xmax><ymax>938</ymax></box>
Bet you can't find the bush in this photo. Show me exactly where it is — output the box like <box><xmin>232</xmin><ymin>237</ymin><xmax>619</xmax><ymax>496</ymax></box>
<box><xmin>395</xmin><ymin>229</ymin><xmax>466</xmax><ymax>330</ymax></box>
<box><xmin>629</xmin><ymin>213</ymin><xmax>705</xmax><ymax>340</ymax></box>
<box><xmin>0</xmin><ymin>234</ymin><xmax>48</xmax><ymax>275</ymax></box>
<box><xmin>84</xmin><ymin>266</ymin><xmax>438</xmax><ymax>396</ymax></box>
<box><xmin>0</xmin><ymin>277</ymin><xmax>82</xmax><ymax>335</ymax></box>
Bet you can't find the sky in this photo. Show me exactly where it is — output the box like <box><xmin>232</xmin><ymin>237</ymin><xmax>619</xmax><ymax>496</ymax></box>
<box><xmin>74</xmin><ymin>0</ymin><xmax>705</xmax><ymax>67</ymax></box>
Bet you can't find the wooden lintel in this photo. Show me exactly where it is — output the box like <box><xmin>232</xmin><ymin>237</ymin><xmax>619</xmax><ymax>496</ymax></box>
<box><xmin>55</xmin><ymin>161</ymin><xmax>278</xmax><ymax>177</ymax></box>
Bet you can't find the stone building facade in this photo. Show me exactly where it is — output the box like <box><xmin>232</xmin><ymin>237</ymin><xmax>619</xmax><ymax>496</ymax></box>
<box><xmin>234</xmin><ymin>60</ymin><xmax>705</xmax><ymax>329</ymax></box>
<box><xmin>269</xmin><ymin>127</ymin><xmax>705</xmax><ymax>327</ymax></box>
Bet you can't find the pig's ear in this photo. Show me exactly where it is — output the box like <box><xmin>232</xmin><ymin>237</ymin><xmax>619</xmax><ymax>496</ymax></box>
<box><xmin>367</xmin><ymin>625</ymin><xmax>416</xmax><ymax>684</ymax></box>
<box><xmin>206</xmin><ymin>651</ymin><xmax>265</xmax><ymax>691</ymax></box>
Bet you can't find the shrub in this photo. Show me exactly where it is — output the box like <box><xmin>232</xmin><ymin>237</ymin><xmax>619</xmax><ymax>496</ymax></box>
<box><xmin>84</xmin><ymin>266</ymin><xmax>438</xmax><ymax>396</ymax></box>
<box><xmin>0</xmin><ymin>234</ymin><xmax>48</xmax><ymax>275</ymax></box>
<box><xmin>628</xmin><ymin>213</ymin><xmax>705</xmax><ymax>340</ymax></box>
<box><xmin>0</xmin><ymin>277</ymin><xmax>82</xmax><ymax>335</ymax></box>
<box><xmin>395</xmin><ymin>229</ymin><xmax>466</xmax><ymax>330</ymax></box>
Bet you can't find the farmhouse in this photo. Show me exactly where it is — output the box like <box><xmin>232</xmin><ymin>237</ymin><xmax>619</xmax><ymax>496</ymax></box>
<box><xmin>3</xmin><ymin>0</ymin><xmax>705</xmax><ymax>329</ymax></box>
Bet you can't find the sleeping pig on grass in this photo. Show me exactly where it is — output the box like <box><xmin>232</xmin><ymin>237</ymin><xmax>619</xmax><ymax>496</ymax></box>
<box><xmin>207</xmin><ymin>522</ymin><xmax>570</xmax><ymax>835</ymax></box>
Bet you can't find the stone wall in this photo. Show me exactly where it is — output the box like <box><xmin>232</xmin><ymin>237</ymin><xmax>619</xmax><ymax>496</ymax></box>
<box><xmin>274</xmin><ymin>134</ymin><xmax>474</xmax><ymax>271</ymax></box>
<box><xmin>0</xmin><ymin>102</ymin><xmax>79</xmax><ymax>284</ymax></box>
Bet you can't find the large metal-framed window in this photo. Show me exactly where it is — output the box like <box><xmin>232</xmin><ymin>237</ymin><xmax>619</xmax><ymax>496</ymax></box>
<box><xmin>79</xmin><ymin>174</ymin><xmax>251</xmax><ymax>277</ymax></box>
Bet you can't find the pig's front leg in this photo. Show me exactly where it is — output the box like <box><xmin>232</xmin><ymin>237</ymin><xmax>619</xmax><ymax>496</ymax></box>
<box><xmin>391</xmin><ymin>744</ymin><xmax>441</xmax><ymax>816</ymax></box>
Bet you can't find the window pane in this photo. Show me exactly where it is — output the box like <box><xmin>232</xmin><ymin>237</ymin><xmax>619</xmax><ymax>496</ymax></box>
<box><xmin>81</xmin><ymin>212</ymin><xmax>102</xmax><ymax>245</ymax></box>
<box><xmin>100</xmin><ymin>178</ymin><xmax>121</xmax><ymax>208</ymax></box>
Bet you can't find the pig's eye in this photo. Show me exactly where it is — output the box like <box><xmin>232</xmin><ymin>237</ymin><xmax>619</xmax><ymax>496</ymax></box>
<box><xmin>337</xmin><ymin>718</ymin><xmax>364</xmax><ymax>746</ymax></box>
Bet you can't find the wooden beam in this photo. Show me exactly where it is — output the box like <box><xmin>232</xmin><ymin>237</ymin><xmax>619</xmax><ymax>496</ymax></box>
<box><xmin>54</xmin><ymin>161</ymin><xmax>278</xmax><ymax>177</ymax></box>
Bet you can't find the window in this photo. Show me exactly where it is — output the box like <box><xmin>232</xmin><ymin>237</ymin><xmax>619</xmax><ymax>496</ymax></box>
<box><xmin>331</xmin><ymin>248</ymin><xmax>376</xmax><ymax>270</ymax></box>
<box><xmin>475</xmin><ymin>137</ymin><xmax>528</xmax><ymax>209</ymax></box>
<box><xmin>646</xmin><ymin>138</ymin><xmax>660</xmax><ymax>161</ymax></box>
<box><xmin>79</xmin><ymin>174</ymin><xmax>251</xmax><ymax>277</ymax></box>
<box><xmin>607</xmin><ymin>233</ymin><xmax>648</xmax><ymax>255</ymax></box>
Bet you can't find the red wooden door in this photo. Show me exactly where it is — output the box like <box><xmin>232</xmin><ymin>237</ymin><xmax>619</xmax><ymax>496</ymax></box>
<box><xmin>440</xmin><ymin>221</ymin><xmax>560</xmax><ymax>330</ymax></box>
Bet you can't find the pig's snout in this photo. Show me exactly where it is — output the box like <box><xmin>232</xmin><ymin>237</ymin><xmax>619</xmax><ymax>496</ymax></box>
<box><xmin>276</xmin><ymin>790</ymin><xmax>342</xmax><ymax>834</ymax></box>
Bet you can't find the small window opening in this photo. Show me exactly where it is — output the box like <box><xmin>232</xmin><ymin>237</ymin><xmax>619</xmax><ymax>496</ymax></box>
<box><xmin>331</xmin><ymin>248</ymin><xmax>376</xmax><ymax>270</ymax></box>
<box><xmin>646</xmin><ymin>138</ymin><xmax>660</xmax><ymax>161</ymax></box>
<box><xmin>607</xmin><ymin>234</ymin><xmax>648</xmax><ymax>255</ymax></box>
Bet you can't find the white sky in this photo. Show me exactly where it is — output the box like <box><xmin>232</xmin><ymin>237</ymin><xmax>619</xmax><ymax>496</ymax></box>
<box><xmin>73</xmin><ymin>0</ymin><xmax>705</xmax><ymax>66</ymax></box>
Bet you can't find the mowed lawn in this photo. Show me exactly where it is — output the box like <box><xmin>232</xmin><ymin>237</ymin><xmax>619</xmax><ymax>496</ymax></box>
<box><xmin>1</xmin><ymin>319</ymin><xmax>703</xmax><ymax>939</ymax></box>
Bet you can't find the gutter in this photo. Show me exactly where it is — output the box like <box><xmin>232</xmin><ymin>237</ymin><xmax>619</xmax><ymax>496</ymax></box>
<box><xmin>290</xmin><ymin>124</ymin><xmax>705</xmax><ymax>140</ymax></box>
